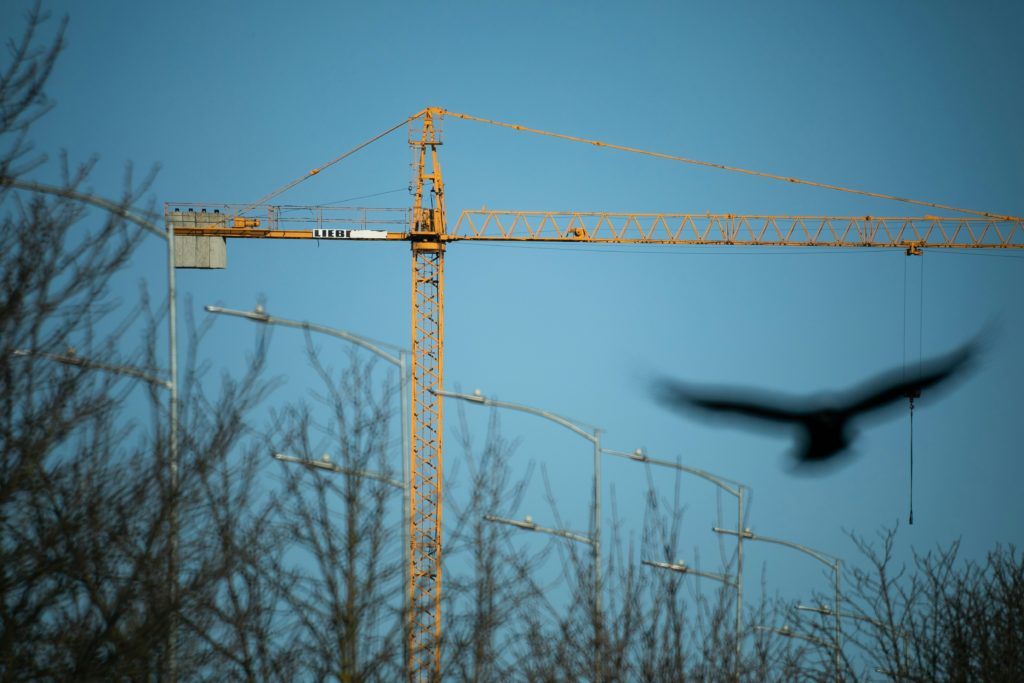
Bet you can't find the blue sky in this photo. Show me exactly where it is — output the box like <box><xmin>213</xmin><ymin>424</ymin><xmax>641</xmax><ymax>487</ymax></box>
<box><xmin>6</xmin><ymin>0</ymin><xmax>1023</xmax><ymax>634</ymax></box>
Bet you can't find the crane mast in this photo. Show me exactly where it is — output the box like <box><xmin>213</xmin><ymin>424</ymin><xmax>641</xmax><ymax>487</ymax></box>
<box><xmin>408</xmin><ymin>109</ymin><xmax>446</xmax><ymax>681</ymax></box>
<box><xmin>165</xmin><ymin>107</ymin><xmax>1023</xmax><ymax>683</ymax></box>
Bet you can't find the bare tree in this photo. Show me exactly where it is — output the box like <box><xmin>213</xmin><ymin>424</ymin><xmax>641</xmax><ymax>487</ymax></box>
<box><xmin>441</xmin><ymin>404</ymin><xmax>547</xmax><ymax>682</ymax></box>
<box><xmin>1</xmin><ymin>7</ymin><xmax>281</xmax><ymax>680</ymax></box>
<box><xmin>1</xmin><ymin>7</ymin><xmax>157</xmax><ymax>678</ymax></box>
<box><xmin>267</xmin><ymin>343</ymin><xmax>406</xmax><ymax>682</ymax></box>
<box><xmin>839</xmin><ymin>527</ymin><xmax>1024</xmax><ymax>682</ymax></box>
<box><xmin>915</xmin><ymin>543</ymin><xmax>1024</xmax><ymax>681</ymax></box>
<box><xmin>635</xmin><ymin>468</ymin><xmax>810</xmax><ymax>683</ymax></box>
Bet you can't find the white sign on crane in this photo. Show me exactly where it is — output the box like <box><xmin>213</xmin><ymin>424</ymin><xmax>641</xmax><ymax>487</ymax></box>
<box><xmin>312</xmin><ymin>228</ymin><xmax>388</xmax><ymax>239</ymax></box>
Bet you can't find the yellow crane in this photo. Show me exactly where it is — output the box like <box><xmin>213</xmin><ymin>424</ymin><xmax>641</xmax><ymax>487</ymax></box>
<box><xmin>167</xmin><ymin>107</ymin><xmax>1024</xmax><ymax>682</ymax></box>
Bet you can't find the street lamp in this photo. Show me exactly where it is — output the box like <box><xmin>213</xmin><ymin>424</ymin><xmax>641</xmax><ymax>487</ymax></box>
<box><xmin>642</xmin><ymin>558</ymin><xmax>737</xmax><ymax>587</ymax></box>
<box><xmin>874</xmin><ymin>667</ymin><xmax>912</xmax><ymax>680</ymax></box>
<box><xmin>11</xmin><ymin>348</ymin><xmax>172</xmax><ymax>389</ymax></box>
<box><xmin>438</xmin><ymin>387</ymin><xmax>605</xmax><ymax>682</ymax></box>
<box><xmin>485</xmin><ymin>513</ymin><xmax>595</xmax><ymax>546</ymax></box>
<box><xmin>204</xmin><ymin>304</ymin><xmax>410</xmax><ymax>492</ymax></box>
<box><xmin>3</xmin><ymin>178</ymin><xmax>182</xmax><ymax>681</ymax></box>
<box><xmin>642</xmin><ymin>555</ymin><xmax>740</xmax><ymax>681</ymax></box>
<box><xmin>436</xmin><ymin>388</ymin><xmax>603</xmax><ymax>609</ymax></box>
<box><xmin>606</xmin><ymin>447</ymin><xmax>747</xmax><ymax>678</ymax></box>
<box><xmin>204</xmin><ymin>305</ymin><xmax>409</xmax><ymax>508</ymax></box>
<box><xmin>716</xmin><ymin>527</ymin><xmax>842</xmax><ymax>682</ymax></box>
<box><xmin>797</xmin><ymin>604</ymin><xmax>911</xmax><ymax>679</ymax></box>
<box><xmin>755</xmin><ymin>624</ymin><xmax>835</xmax><ymax>649</ymax></box>
<box><xmin>795</xmin><ymin>604</ymin><xmax>891</xmax><ymax>630</ymax></box>
<box><xmin>273</xmin><ymin>452</ymin><xmax>404</xmax><ymax>490</ymax></box>
<box><xmin>206</xmin><ymin>303</ymin><xmax>412</xmax><ymax>660</ymax></box>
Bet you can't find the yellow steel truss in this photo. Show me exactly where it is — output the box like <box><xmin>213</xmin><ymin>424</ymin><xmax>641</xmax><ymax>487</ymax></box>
<box><xmin>450</xmin><ymin>211</ymin><xmax>1024</xmax><ymax>248</ymax></box>
<box><xmin>408</xmin><ymin>110</ymin><xmax>445</xmax><ymax>682</ymax></box>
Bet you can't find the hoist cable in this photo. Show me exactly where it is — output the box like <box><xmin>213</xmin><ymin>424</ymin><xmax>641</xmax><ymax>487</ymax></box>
<box><xmin>909</xmin><ymin>253</ymin><xmax>917</xmax><ymax>528</ymax></box>
<box><xmin>903</xmin><ymin>257</ymin><xmax>909</xmax><ymax>382</ymax></box>
<box><xmin>902</xmin><ymin>251</ymin><xmax>926</xmax><ymax>525</ymax></box>
<box><xmin>909</xmin><ymin>396</ymin><xmax>915</xmax><ymax>525</ymax></box>
<box><xmin>919</xmin><ymin>258</ymin><xmax>926</xmax><ymax>376</ymax></box>
<box><xmin>908</xmin><ymin>257</ymin><xmax>925</xmax><ymax>525</ymax></box>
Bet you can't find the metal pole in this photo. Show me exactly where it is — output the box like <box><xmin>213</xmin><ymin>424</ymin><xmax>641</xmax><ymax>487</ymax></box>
<box><xmin>604</xmin><ymin>448</ymin><xmax>744</xmax><ymax>682</ymax></box>
<box><xmin>204</xmin><ymin>304</ymin><xmax>411</xmax><ymax>676</ymax></box>
<box><xmin>593</xmin><ymin>429</ymin><xmax>602</xmax><ymax>683</ymax></box>
<box><xmin>5</xmin><ymin>175</ymin><xmax>180</xmax><ymax>681</ymax></box>
<box><xmin>166</xmin><ymin>207</ymin><xmax>179</xmax><ymax>683</ymax></box>
<box><xmin>593</xmin><ymin>428</ymin><xmax>602</xmax><ymax>613</ymax></box>
<box><xmin>834</xmin><ymin>560</ymin><xmax>842</xmax><ymax>683</ymax></box>
<box><xmin>735</xmin><ymin>489</ymin><xmax>744</xmax><ymax>682</ymax></box>
<box><xmin>717</xmin><ymin>527</ymin><xmax>841</xmax><ymax>681</ymax></box>
<box><xmin>438</xmin><ymin>389</ymin><xmax>603</xmax><ymax>680</ymax></box>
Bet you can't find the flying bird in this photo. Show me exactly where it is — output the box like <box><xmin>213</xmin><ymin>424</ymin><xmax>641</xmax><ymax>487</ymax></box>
<box><xmin>655</xmin><ymin>341</ymin><xmax>977</xmax><ymax>467</ymax></box>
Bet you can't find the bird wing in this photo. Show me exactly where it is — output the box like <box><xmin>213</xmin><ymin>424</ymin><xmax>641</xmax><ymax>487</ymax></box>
<box><xmin>655</xmin><ymin>378</ymin><xmax>807</xmax><ymax>424</ymax></box>
<box><xmin>847</xmin><ymin>340</ymin><xmax>975</xmax><ymax>416</ymax></box>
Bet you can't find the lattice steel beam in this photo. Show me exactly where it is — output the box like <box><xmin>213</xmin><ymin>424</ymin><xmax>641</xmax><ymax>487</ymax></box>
<box><xmin>451</xmin><ymin>211</ymin><xmax>1024</xmax><ymax>248</ymax></box>
<box><xmin>407</xmin><ymin>109</ymin><xmax>446</xmax><ymax>683</ymax></box>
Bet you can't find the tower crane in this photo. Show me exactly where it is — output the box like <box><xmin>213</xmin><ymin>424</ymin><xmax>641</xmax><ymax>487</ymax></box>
<box><xmin>166</xmin><ymin>107</ymin><xmax>1024</xmax><ymax>682</ymax></box>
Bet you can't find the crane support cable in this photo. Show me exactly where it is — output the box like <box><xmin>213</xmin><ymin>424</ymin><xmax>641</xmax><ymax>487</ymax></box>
<box><xmin>438</xmin><ymin>108</ymin><xmax>1020</xmax><ymax>222</ymax></box>
<box><xmin>237</xmin><ymin>110</ymin><xmax>427</xmax><ymax>216</ymax></box>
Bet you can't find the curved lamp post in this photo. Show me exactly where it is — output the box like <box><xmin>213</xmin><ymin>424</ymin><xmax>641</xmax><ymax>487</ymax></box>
<box><xmin>642</xmin><ymin>558</ymin><xmax>737</xmax><ymax>588</ymax></box>
<box><xmin>606</xmin><ymin>447</ymin><xmax>746</xmax><ymax>679</ymax></box>
<box><xmin>205</xmin><ymin>304</ymin><xmax>409</xmax><ymax>481</ymax></box>
<box><xmin>717</xmin><ymin>527</ymin><xmax>842</xmax><ymax>682</ymax></box>
<box><xmin>755</xmin><ymin>624</ymin><xmax>835</xmax><ymax>649</ymax></box>
<box><xmin>4</xmin><ymin>178</ymin><xmax>181</xmax><ymax>682</ymax></box>
<box><xmin>438</xmin><ymin>388</ymin><xmax>604</xmax><ymax>682</ymax></box>
<box><xmin>273</xmin><ymin>452</ymin><xmax>404</xmax><ymax>490</ymax></box>
<box><xmin>797</xmin><ymin>604</ymin><xmax>910</xmax><ymax>679</ymax></box>
<box><xmin>436</xmin><ymin>388</ymin><xmax>602</xmax><ymax>609</ymax></box>
<box><xmin>10</xmin><ymin>345</ymin><xmax>181</xmax><ymax>677</ymax></box>
<box><xmin>204</xmin><ymin>304</ymin><xmax>410</xmax><ymax>531</ymax></box>
<box><xmin>643</xmin><ymin>556</ymin><xmax>740</xmax><ymax>680</ymax></box>
<box><xmin>485</xmin><ymin>513</ymin><xmax>595</xmax><ymax>546</ymax></box>
<box><xmin>206</xmin><ymin>304</ymin><xmax>411</xmax><ymax>665</ymax></box>
<box><xmin>11</xmin><ymin>348</ymin><xmax>172</xmax><ymax>389</ymax></box>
